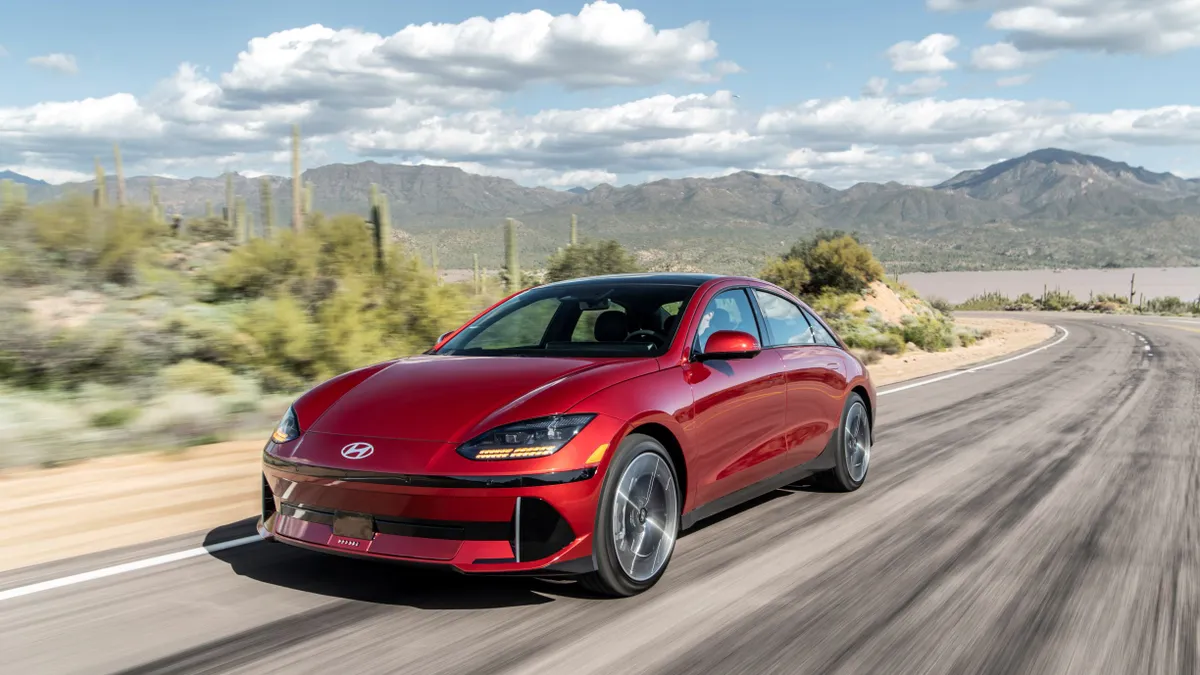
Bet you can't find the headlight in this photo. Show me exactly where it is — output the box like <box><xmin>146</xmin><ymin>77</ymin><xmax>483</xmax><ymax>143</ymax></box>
<box><xmin>270</xmin><ymin>406</ymin><xmax>302</xmax><ymax>443</ymax></box>
<box><xmin>457</xmin><ymin>414</ymin><xmax>596</xmax><ymax>461</ymax></box>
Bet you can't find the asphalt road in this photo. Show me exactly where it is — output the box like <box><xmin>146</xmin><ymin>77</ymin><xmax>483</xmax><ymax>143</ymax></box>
<box><xmin>4</xmin><ymin>312</ymin><xmax>1198</xmax><ymax>675</ymax></box>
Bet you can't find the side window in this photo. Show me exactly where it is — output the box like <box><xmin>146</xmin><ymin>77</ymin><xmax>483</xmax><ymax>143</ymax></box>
<box><xmin>803</xmin><ymin>308</ymin><xmax>840</xmax><ymax>347</ymax></box>
<box><xmin>752</xmin><ymin>290</ymin><xmax>815</xmax><ymax>347</ymax></box>
<box><xmin>695</xmin><ymin>289</ymin><xmax>761</xmax><ymax>351</ymax></box>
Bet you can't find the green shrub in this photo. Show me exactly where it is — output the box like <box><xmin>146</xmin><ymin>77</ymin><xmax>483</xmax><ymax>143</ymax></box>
<box><xmin>544</xmin><ymin>240</ymin><xmax>642</xmax><ymax>283</ymax></box>
<box><xmin>90</xmin><ymin>406</ymin><xmax>140</xmax><ymax>428</ymax></box>
<box><xmin>901</xmin><ymin>315</ymin><xmax>955</xmax><ymax>352</ymax></box>
<box><xmin>162</xmin><ymin>360</ymin><xmax>237</xmax><ymax>395</ymax></box>
<box><xmin>957</xmin><ymin>292</ymin><xmax>1011</xmax><ymax>311</ymax></box>
<box><xmin>927</xmin><ymin>296</ymin><xmax>954</xmax><ymax>315</ymax></box>
<box><xmin>762</xmin><ymin>230</ymin><xmax>884</xmax><ymax>298</ymax></box>
<box><xmin>873</xmin><ymin>332</ymin><xmax>907</xmax><ymax>355</ymax></box>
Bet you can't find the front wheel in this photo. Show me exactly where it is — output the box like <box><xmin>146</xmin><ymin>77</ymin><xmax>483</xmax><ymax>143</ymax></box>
<box><xmin>580</xmin><ymin>434</ymin><xmax>680</xmax><ymax>597</ymax></box>
<box><xmin>814</xmin><ymin>393</ymin><xmax>872</xmax><ymax>492</ymax></box>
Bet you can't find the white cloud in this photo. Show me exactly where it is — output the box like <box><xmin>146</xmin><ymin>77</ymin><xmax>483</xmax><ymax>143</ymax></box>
<box><xmin>28</xmin><ymin>53</ymin><xmax>78</xmax><ymax>75</ymax></box>
<box><xmin>971</xmin><ymin>42</ymin><xmax>1050</xmax><ymax>70</ymax></box>
<box><xmin>887</xmin><ymin>34</ymin><xmax>959</xmax><ymax>72</ymax></box>
<box><xmin>896</xmin><ymin>76</ymin><xmax>948</xmax><ymax>96</ymax></box>
<box><xmin>862</xmin><ymin>77</ymin><xmax>889</xmax><ymax>97</ymax></box>
<box><xmin>218</xmin><ymin>2</ymin><xmax>735</xmax><ymax>111</ymax></box>
<box><xmin>8</xmin><ymin>5</ymin><xmax>1200</xmax><ymax>189</ymax></box>
<box><xmin>931</xmin><ymin>0</ymin><xmax>1200</xmax><ymax>55</ymax></box>
<box><xmin>996</xmin><ymin>73</ymin><xmax>1032</xmax><ymax>87</ymax></box>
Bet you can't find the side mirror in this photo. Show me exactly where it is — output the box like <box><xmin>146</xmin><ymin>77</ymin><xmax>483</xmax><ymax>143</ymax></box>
<box><xmin>435</xmin><ymin>331</ymin><xmax>453</xmax><ymax>347</ymax></box>
<box><xmin>696</xmin><ymin>330</ymin><xmax>761</xmax><ymax>361</ymax></box>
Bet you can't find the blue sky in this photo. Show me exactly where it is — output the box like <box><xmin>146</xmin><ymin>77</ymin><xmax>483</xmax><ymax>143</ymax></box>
<box><xmin>2</xmin><ymin>0</ymin><xmax>1199</xmax><ymax>186</ymax></box>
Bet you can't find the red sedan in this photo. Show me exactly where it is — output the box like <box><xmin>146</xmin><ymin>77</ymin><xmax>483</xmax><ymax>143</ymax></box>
<box><xmin>259</xmin><ymin>273</ymin><xmax>876</xmax><ymax>596</ymax></box>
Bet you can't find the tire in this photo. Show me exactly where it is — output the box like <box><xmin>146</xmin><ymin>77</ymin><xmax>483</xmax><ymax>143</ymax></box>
<box><xmin>579</xmin><ymin>433</ymin><xmax>681</xmax><ymax>597</ymax></box>
<box><xmin>814</xmin><ymin>392</ymin><xmax>872</xmax><ymax>492</ymax></box>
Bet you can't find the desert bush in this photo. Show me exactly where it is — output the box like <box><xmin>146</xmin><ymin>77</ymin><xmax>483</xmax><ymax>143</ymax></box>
<box><xmin>26</xmin><ymin>197</ymin><xmax>166</xmax><ymax>285</ymax></box>
<box><xmin>901</xmin><ymin>315</ymin><xmax>955</xmax><ymax>352</ymax></box>
<box><xmin>809</xmin><ymin>290</ymin><xmax>861</xmax><ymax>318</ymax></box>
<box><xmin>90</xmin><ymin>406</ymin><xmax>140</xmax><ymax>429</ymax></box>
<box><xmin>1040</xmin><ymin>290</ymin><xmax>1079</xmax><ymax>311</ymax></box>
<box><xmin>544</xmin><ymin>240</ymin><xmax>642</xmax><ymax>283</ymax></box>
<box><xmin>763</xmin><ymin>230</ymin><xmax>885</xmax><ymax>298</ymax></box>
<box><xmin>185</xmin><ymin>216</ymin><xmax>236</xmax><ymax>242</ymax></box>
<box><xmin>162</xmin><ymin>360</ymin><xmax>238</xmax><ymax>395</ymax></box>
<box><xmin>927</xmin><ymin>296</ymin><xmax>954</xmax><ymax>315</ymax></box>
<box><xmin>957</xmin><ymin>292</ymin><xmax>1011</xmax><ymax>311</ymax></box>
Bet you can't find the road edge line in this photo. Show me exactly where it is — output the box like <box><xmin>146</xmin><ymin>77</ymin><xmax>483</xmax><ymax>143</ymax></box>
<box><xmin>0</xmin><ymin>535</ymin><xmax>263</xmax><ymax>602</ymax></box>
<box><xmin>879</xmin><ymin>324</ymin><xmax>1069</xmax><ymax>397</ymax></box>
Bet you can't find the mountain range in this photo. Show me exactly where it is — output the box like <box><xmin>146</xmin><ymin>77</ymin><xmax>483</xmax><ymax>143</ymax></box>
<box><xmin>11</xmin><ymin>148</ymin><xmax>1200</xmax><ymax>273</ymax></box>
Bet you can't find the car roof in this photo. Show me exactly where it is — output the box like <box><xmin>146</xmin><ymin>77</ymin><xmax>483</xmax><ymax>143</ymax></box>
<box><xmin>537</xmin><ymin>273</ymin><xmax>734</xmax><ymax>289</ymax></box>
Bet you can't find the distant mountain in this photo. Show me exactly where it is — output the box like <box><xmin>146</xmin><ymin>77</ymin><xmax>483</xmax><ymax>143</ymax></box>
<box><xmin>0</xmin><ymin>171</ymin><xmax>48</xmax><ymax>186</ymax></box>
<box><xmin>27</xmin><ymin>149</ymin><xmax>1200</xmax><ymax>273</ymax></box>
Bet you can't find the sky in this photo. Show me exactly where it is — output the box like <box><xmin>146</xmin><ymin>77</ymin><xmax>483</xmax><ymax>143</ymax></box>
<box><xmin>2</xmin><ymin>0</ymin><xmax>1200</xmax><ymax>188</ymax></box>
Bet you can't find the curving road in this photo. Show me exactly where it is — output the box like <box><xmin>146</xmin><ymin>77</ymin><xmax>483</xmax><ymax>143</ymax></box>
<box><xmin>3</xmin><ymin>313</ymin><xmax>1199</xmax><ymax>675</ymax></box>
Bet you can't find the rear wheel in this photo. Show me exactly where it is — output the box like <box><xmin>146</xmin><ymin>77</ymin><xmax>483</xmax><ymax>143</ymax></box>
<box><xmin>815</xmin><ymin>393</ymin><xmax>871</xmax><ymax>492</ymax></box>
<box><xmin>580</xmin><ymin>434</ymin><xmax>680</xmax><ymax>597</ymax></box>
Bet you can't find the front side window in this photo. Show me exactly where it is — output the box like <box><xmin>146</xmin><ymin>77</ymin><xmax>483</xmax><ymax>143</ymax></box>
<box><xmin>438</xmin><ymin>283</ymin><xmax>697</xmax><ymax>357</ymax></box>
<box><xmin>694</xmin><ymin>289</ymin><xmax>762</xmax><ymax>352</ymax></box>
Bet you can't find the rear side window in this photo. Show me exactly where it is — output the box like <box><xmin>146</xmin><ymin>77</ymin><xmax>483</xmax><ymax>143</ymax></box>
<box><xmin>753</xmin><ymin>290</ymin><xmax>815</xmax><ymax>346</ymax></box>
<box><xmin>802</xmin><ymin>308</ymin><xmax>840</xmax><ymax>347</ymax></box>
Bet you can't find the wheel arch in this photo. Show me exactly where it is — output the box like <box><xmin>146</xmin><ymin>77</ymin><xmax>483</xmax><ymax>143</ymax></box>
<box><xmin>626</xmin><ymin>422</ymin><xmax>689</xmax><ymax>513</ymax></box>
<box><xmin>850</xmin><ymin>385</ymin><xmax>874</xmax><ymax>431</ymax></box>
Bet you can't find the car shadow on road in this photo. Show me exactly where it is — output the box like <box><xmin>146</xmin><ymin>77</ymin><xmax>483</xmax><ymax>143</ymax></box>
<box><xmin>203</xmin><ymin>518</ymin><xmax>598</xmax><ymax>610</ymax></box>
<box><xmin>680</xmin><ymin>478</ymin><xmax>831</xmax><ymax>535</ymax></box>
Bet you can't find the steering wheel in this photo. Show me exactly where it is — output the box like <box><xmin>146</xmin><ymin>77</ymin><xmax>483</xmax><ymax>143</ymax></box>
<box><xmin>624</xmin><ymin>329</ymin><xmax>665</xmax><ymax>348</ymax></box>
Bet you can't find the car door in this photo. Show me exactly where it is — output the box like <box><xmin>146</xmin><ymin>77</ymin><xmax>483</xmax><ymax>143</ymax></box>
<box><xmin>751</xmin><ymin>289</ymin><xmax>847</xmax><ymax>466</ymax></box>
<box><xmin>683</xmin><ymin>287</ymin><xmax>788</xmax><ymax>505</ymax></box>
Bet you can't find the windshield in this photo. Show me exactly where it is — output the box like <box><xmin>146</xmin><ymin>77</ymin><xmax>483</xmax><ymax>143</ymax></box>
<box><xmin>436</xmin><ymin>282</ymin><xmax>698</xmax><ymax>357</ymax></box>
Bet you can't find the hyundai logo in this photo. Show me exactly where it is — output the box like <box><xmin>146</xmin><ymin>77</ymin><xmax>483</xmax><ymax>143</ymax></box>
<box><xmin>340</xmin><ymin>442</ymin><xmax>374</xmax><ymax>460</ymax></box>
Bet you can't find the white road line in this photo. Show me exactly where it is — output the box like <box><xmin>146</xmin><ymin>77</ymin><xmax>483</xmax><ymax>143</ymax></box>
<box><xmin>879</xmin><ymin>325</ymin><xmax>1070</xmax><ymax>397</ymax></box>
<box><xmin>2</xmin><ymin>323</ymin><xmax>1074</xmax><ymax>603</ymax></box>
<box><xmin>0</xmin><ymin>535</ymin><xmax>262</xmax><ymax>602</ymax></box>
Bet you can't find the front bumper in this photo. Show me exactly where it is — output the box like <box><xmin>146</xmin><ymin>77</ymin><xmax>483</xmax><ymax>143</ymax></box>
<box><xmin>258</xmin><ymin>450</ymin><xmax>609</xmax><ymax>575</ymax></box>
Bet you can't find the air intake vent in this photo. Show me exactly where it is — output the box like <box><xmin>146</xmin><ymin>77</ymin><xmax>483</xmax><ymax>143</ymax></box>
<box><xmin>512</xmin><ymin>497</ymin><xmax>575</xmax><ymax>563</ymax></box>
<box><xmin>261</xmin><ymin>474</ymin><xmax>277</xmax><ymax>522</ymax></box>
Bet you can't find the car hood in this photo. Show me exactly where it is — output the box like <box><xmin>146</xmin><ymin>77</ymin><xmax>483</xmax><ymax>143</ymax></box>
<box><xmin>306</xmin><ymin>354</ymin><xmax>655</xmax><ymax>443</ymax></box>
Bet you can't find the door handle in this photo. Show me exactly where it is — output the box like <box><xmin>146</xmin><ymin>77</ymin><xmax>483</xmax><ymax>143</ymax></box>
<box><xmin>825</xmin><ymin>362</ymin><xmax>840</xmax><ymax>369</ymax></box>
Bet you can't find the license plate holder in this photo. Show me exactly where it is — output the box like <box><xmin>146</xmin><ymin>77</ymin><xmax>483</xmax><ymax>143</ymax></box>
<box><xmin>332</xmin><ymin>513</ymin><xmax>375</xmax><ymax>540</ymax></box>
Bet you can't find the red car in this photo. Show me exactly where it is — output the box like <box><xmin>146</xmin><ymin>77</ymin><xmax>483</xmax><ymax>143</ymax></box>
<box><xmin>259</xmin><ymin>273</ymin><xmax>875</xmax><ymax>596</ymax></box>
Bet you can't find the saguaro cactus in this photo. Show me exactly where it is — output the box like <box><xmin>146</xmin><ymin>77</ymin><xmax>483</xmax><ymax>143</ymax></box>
<box><xmin>504</xmin><ymin>218</ymin><xmax>520</xmax><ymax>293</ymax></box>
<box><xmin>94</xmin><ymin>158</ymin><xmax>107</xmax><ymax>208</ymax></box>
<box><xmin>473</xmin><ymin>253</ymin><xmax>481</xmax><ymax>295</ymax></box>
<box><xmin>235</xmin><ymin>197</ymin><xmax>250</xmax><ymax>243</ymax></box>
<box><xmin>368</xmin><ymin>184</ymin><xmax>392</xmax><ymax>272</ymax></box>
<box><xmin>259</xmin><ymin>177</ymin><xmax>275</xmax><ymax>238</ymax></box>
<box><xmin>113</xmin><ymin>143</ymin><xmax>126</xmax><ymax>206</ymax></box>
<box><xmin>225</xmin><ymin>173</ymin><xmax>234</xmax><ymax>228</ymax></box>
<box><xmin>291</xmin><ymin>124</ymin><xmax>303</xmax><ymax>231</ymax></box>
<box><xmin>570</xmin><ymin>213</ymin><xmax>578</xmax><ymax>246</ymax></box>
<box><xmin>149</xmin><ymin>179</ymin><xmax>162</xmax><ymax>224</ymax></box>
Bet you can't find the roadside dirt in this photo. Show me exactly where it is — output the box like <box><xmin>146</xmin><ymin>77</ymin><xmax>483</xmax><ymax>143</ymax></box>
<box><xmin>0</xmin><ymin>316</ymin><xmax>1055</xmax><ymax>573</ymax></box>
